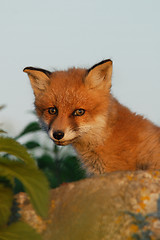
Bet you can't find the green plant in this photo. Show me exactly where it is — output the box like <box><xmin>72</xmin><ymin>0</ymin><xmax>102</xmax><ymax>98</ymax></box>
<box><xmin>15</xmin><ymin>121</ymin><xmax>86</xmax><ymax>190</ymax></box>
<box><xmin>0</xmin><ymin>130</ymin><xmax>49</xmax><ymax>239</ymax></box>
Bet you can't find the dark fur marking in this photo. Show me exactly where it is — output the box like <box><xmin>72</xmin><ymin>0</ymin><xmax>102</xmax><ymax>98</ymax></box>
<box><xmin>23</xmin><ymin>67</ymin><xmax>51</xmax><ymax>77</ymax></box>
<box><xmin>87</xmin><ymin>59</ymin><xmax>112</xmax><ymax>74</ymax></box>
<box><xmin>136</xmin><ymin>162</ymin><xmax>149</xmax><ymax>170</ymax></box>
<box><xmin>48</xmin><ymin>117</ymin><xmax>57</xmax><ymax>131</ymax></box>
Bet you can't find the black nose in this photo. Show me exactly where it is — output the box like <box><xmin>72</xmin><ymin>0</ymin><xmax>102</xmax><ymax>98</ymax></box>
<box><xmin>53</xmin><ymin>130</ymin><xmax>64</xmax><ymax>140</ymax></box>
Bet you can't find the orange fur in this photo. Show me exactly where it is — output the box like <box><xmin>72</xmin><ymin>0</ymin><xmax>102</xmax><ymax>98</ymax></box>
<box><xmin>24</xmin><ymin>60</ymin><xmax>160</xmax><ymax>175</ymax></box>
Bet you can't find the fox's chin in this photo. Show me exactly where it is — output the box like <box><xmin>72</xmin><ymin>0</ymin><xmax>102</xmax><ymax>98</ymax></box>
<box><xmin>53</xmin><ymin>139</ymin><xmax>74</xmax><ymax>146</ymax></box>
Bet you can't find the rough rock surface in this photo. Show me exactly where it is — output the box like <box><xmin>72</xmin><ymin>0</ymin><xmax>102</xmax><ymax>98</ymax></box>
<box><xmin>16</xmin><ymin>171</ymin><xmax>160</xmax><ymax>240</ymax></box>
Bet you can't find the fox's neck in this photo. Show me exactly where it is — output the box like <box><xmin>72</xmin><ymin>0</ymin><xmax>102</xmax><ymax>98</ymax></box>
<box><xmin>72</xmin><ymin>96</ymin><xmax>158</xmax><ymax>175</ymax></box>
<box><xmin>72</xmin><ymin>95</ymin><xmax>118</xmax><ymax>175</ymax></box>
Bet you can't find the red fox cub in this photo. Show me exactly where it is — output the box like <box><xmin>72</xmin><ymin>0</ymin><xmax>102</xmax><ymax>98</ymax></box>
<box><xmin>24</xmin><ymin>60</ymin><xmax>160</xmax><ymax>175</ymax></box>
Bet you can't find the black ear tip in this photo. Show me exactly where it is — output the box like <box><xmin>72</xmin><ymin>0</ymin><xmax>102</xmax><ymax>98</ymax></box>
<box><xmin>88</xmin><ymin>59</ymin><xmax>113</xmax><ymax>73</ymax></box>
<box><xmin>98</xmin><ymin>59</ymin><xmax>113</xmax><ymax>65</ymax></box>
<box><xmin>23</xmin><ymin>67</ymin><xmax>33</xmax><ymax>72</ymax></box>
<box><xmin>23</xmin><ymin>67</ymin><xmax>51</xmax><ymax>76</ymax></box>
<box><xmin>104</xmin><ymin>59</ymin><xmax>112</xmax><ymax>63</ymax></box>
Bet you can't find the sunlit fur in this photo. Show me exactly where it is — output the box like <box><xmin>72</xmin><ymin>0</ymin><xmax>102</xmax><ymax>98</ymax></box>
<box><xmin>34</xmin><ymin>68</ymin><xmax>110</xmax><ymax>149</ymax></box>
<box><xmin>24</xmin><ymin>60</ymin><xmax>160</xmax><ymax>175</ymax></box>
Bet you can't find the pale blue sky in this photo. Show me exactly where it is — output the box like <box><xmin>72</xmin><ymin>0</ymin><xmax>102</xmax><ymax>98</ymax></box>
<box><xmin>0</xmin><ymin>0</ymin><xmax>160</xmax><ymax>135</ymax></box>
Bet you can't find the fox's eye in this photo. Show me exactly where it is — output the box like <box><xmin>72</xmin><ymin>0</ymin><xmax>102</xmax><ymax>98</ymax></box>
<box><xmin>73</xmin><ymin>109</ymin><xmax>85</xmax><ymax>116</ymax></box>
<box><xmin>48</xmin><ymin>107</ymin><xmax>58</xmax><ymax>115</ymax></box>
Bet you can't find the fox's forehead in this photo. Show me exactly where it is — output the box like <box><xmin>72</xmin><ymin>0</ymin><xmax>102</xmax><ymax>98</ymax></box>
<box><xmin>37</xmin><ymin>68</ymin><xmax>104</xmax><ymax>111</ymax></box>
<box><xmin>40</xmin><ymin>68</ymin><xmax>92</xmax><ymax>107</ymax></box>
<box><xmin>50</xmin><ymin>68</ymin><xmax>87</xmax><ymax>88</ymax></box>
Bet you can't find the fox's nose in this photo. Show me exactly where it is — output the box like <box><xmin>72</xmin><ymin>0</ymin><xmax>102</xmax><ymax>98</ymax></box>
<box><xmin>53</xmin><ymin>130</ymin><xmax>64</xmax><ymax>140</ymax></box>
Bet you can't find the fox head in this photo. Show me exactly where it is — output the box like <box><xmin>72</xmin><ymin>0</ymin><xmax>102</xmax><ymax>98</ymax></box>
<box><xmin>23</xmin><ymin>60</ymin><xmax>113</xmax><ymax>146</ymax></box>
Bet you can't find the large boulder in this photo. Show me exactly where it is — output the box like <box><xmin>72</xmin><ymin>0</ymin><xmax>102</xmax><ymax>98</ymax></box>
<box><xmin>17</xmin><ymin>171</ymin><xmax>160</xmax><ymax>240</ymax></box>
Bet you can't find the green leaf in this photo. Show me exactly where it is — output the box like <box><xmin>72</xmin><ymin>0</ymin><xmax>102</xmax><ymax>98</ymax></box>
<box><xmin>62</xmin><ymin>156</ymin><xmax>86</xmax><ymax>182</ymax></box>
<box><xmin>14</xmin><ymin>178</ymin><xmax>25</xmax><ymax>194</ymax></box>
<box><xmin>37</xmin><ymin>154</ymin><xmax>55</xmax><ymax>169</ymax></box>
<box><xmin>0</xmin><ymin>129</ymin><xmax>7</xmax><ymax>134</ymax></box>
<box><xmin>0</xmin><ymin>105</ymin><xmax>5</xmax><ymax>111</ymax></box>
<box><xmin>24</xmin><ymin>141</ymin><xmax>40</xmax><ymax>149</ymax></box>
<box><xmin>0</xmin><ymin>184</ymin><xmax>13</xmax><ymax>227</ymax></box>
<box><xmin>0</xmin><ymin>157</ymin><xmax>49</xmax><ymax>218</ymax></box>
<box><xmin>16</xmin><ymin>122</ymin><xmax>41</xmax><ymax>139</ymax></box>
<box><xmin>43</xmin><ymin>168</ymin><xmax>59</xmax><ymax>188</ymax></box>
<box><xmin>0</xmin><ymin>221</ymin><xmax>42</xmax><ymax>240</ymax></box>
<box><xmin>0</xmin><ymin>176</ymin><xmax>14</xmax><ymax>188</ymax></box>
<box><xmin>0</xmin><ymin>137</ymin><xmax>36</xmax><ymax>167</ymax></box>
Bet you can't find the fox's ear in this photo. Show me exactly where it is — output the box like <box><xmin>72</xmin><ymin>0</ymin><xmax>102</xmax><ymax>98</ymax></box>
<box><xmin>85</xmin><ymin>59</ymin><xmax>112</xmax><ymax>90</ymax></box>
<box><xmin>23</xmin><ymin>67</ymin><xmax>51</xmax><ymax>96</ymax></box>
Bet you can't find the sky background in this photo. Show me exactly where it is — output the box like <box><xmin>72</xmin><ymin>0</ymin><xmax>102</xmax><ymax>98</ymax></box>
<box><xmin>0</xmin><ymin>0</ymin><xmax>160</xmax><ymax>136</ymax></box>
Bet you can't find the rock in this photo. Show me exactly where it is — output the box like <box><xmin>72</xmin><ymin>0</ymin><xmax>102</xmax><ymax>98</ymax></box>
<box><xmin>16</xmin><ymin>171</ymin><xmax>160</xmax><ymax>240</ymax></box>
